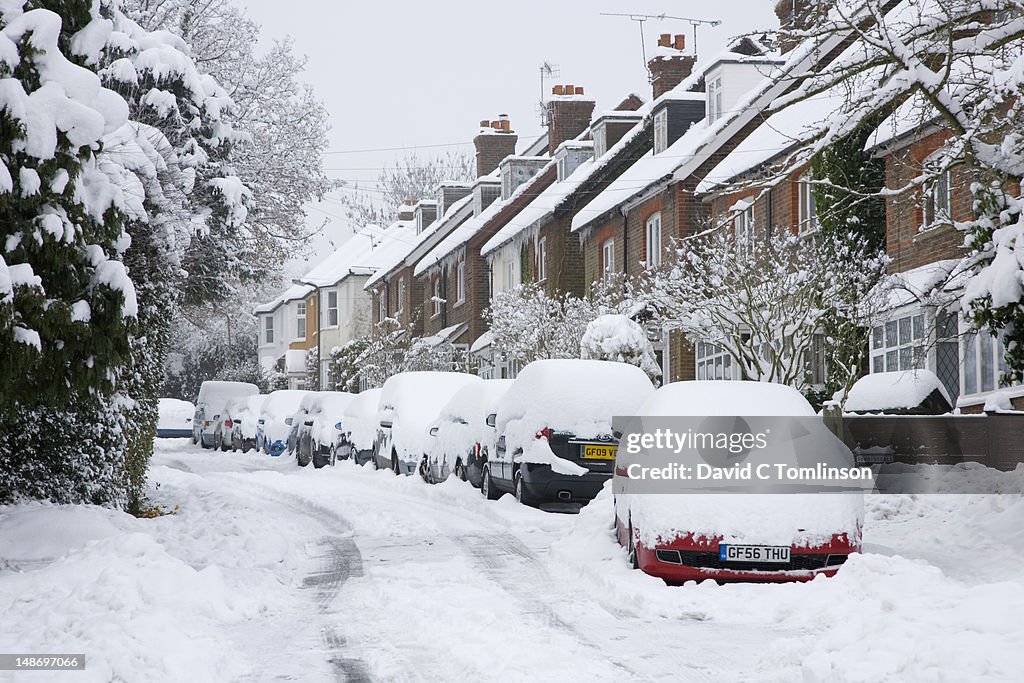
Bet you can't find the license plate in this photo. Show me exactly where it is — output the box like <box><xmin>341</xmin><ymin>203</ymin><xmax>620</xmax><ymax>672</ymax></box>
<box><xmin>582</xmin><ymin>444</ymin><xmax>617</xmax><ymax>460</ymax></box>
<box><xmin>719</xmin><ymin>544</ymin><xmax>791</xmax><ymax>563</ymax></box>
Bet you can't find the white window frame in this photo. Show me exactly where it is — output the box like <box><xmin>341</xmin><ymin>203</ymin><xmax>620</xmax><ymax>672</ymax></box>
<box><xmin>870</xmin><ymin>312</ymin><xmax>927</xmax><ymax>374</ymax></box>
<box><xmin>325</xmin><ymin>290</ymin><xmax>338</xmax><ymax>327</ymax></box>
<box><xmin>798</xmin><ymin>175</ymin><xmax>819</xmax><ymax>235</ymax></box>
<box><xmin>296</xmin><ymin>301</ymin><xmax>307</xmax><ymax>340</ymax></box>
<box><xmin>536</xmin><ymin>237</ymin><xmax>547</xmax><ymax>282</ymax></box>
<box><xmin>962</xmin><ymin>325</ymin><xmax>1010</xmax><ymax>397</ymax></box>
<box><xmin>505</xmin><ymin>258</ymin><xmax>516</xmax><ymax>291</ymax></box>
<box><xmin>707</xmin><ymin>76</ymin><xmax>723</xmax><ymax>123</ymax></box>
<box><xmin>433</xmin><ymin>278</ymin><xmax>442</xmax><ymax>317</ymax></box>
<box><xmin>696</xmin><ymin>342</ymin><xmax>739</xmax><ymax>381</ymax></box>
<box><xmin>593</xmin><ymin>124</ymin><xmax>607</xmax><ymax>158</ymax></box>
<box><xmin>734</xmin><ymin>205</ymin><xmax>754</xmax><ymax>258</ymax></box>
<box><xmin>377</xmin><ymin>289</ymin><xmax>386</xmax><ymax>323</ymax></box>
<box><xmin>653</xmin><ymin>109</ymin><xmax>668</xmax><ymax>154</ymax></box>
<box><xmin>263</xmin><ymin>315</ymin><xmax>274</xmax><ymax>345</ymax></box>
<box><xmin>397</xmin><ymin>279</ymin><xmax>406</xmax><ymax>314</ymax></box>
<box><xmin>923</xmin><ymin>168</ymin><xmax>953</xmax><ymax>228</ymax></box>
<box><xmin>456</xmin><ymin>261</ymin><xmax>466</xmax><ymax>303</ymax></box>
<box><xmin>602</xmin><ymin>239</ymin><xmax>615</xmax><ymax>283</ymax></box>
<box><xmin>645</xmin><ymin>213</ymin><xmax>662</xmax><ymax>268</ymax></box>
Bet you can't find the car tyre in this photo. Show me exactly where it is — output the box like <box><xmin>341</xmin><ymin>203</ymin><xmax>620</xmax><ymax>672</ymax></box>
<box><xmin>628</xmin><ymin>522</ymin><xmax>639</xmax><ymax>570</ymax></box>
<box><xmin>330</xmin><ymin>445</ymin><xmax>337</xmax><ymax>467</ymax></box>
<box><xmin>455</xmin><ymin>459</ymin><xmax>467</xmax><ymax>482</ymax></box>
<box><xmin>419</xmin><ymin>457</ymin><xmax>432</xmax><ymax>483</ymax></box>
<box><xmin>481</xmin><ymin>465</ymin><xmax>501</xmax><ymax>500</ymax></box>
<box><xmin>213</xmin><ymin>431</ymin><xmax>222</xmax><ymax>451</ymax></box>
<box><xmin>391</xmin><ymin>451</ymin><xmax>401</xmax><ymax>475</ymax></box>
<box><xmin>296</xmin><ymin>447</ymin><xmax>310</xmax><ymax>467</ymax></box>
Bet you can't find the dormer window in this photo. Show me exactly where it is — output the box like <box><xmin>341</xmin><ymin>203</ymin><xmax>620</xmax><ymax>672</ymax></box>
<box><xmin>654</xmin><ymin>109</ymin><xmax>668</xmax><ymax>154</ymax></box>
<box><xmin>500</xmin><ymin>157</ymin><xmax>547</xmax><ymax>200</ymax></box>
<box><xmin>554</xmin><ymin>144</ymin><xmax>594</xmax><ymax>182</ymax></box>
<box><xmin>593</xmin><ymin>124</ymin><xmax>607</xmax><ymax>158</ymax></box>
<box><xmin>708</xmin><ymin>76</ymin><xmax>723</xmax><ymax>123</ymax></box>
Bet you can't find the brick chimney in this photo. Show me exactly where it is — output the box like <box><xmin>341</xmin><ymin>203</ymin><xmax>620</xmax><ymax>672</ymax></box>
<box><xmin>648</xmin><ymin>33</ymin><xmax>696</xmax><ymax>100</ymax></box>
<box><xmin>473</xmin><ymin>114</ymin><xmax>518</xmax><ymax>177</ymax></box>
<box><xmin>546</xmin><ymin>84</ymin><xmax>596</xmax><ymax>155</ymax></box>
<box><xmin>775</xmin><ymin>0</ymin><xmax>831</xmax><ymax>54</ymax></box>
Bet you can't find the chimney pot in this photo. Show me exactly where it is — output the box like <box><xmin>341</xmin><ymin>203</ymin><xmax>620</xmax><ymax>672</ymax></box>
<box><xmin>574</xmin><ymin>86</ymin><xmax>584</xmax><ymax>95</ymax></box>
<box><xmin>479</xmin><ymin>119</ymin><xmax>490</xmax><ymax>128</ymax></box>
<box><xmin>565</xmin><ymin>84</ymin><xmax>574</xmax><ymax>94</ymax></box>
<box><xmin>658</xmin><ymin>33</ymin><xmax>671</xmax><ymax>47</ymax></box>
<box><xmin>552</xmin><ymin>84</ymin><xmax>564</xmax><ymax>96</ymax></box>
<box><xmin>491</xmin><ymin>120</ymin><xmax>502</xmax><ymax>129</ymax></box>
<box><xmin>501</xmin><ymin>119</ymin><xmax>511</xmax><ymax>132</ymax></box>
<box><xmin>674</xmin><ymin>34</ymin><xmax>685</xmax><ymax>50</ymax></box>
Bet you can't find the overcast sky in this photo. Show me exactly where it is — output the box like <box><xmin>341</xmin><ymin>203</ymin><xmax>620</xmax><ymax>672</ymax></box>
<box><xmin>236</xmin><ymin>0</ymin><xmax>781</xmax><ymax>269</ymax></box>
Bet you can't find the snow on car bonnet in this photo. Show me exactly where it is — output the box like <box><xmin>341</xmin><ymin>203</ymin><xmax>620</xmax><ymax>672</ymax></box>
<box><xmin>496</xmin><ymin>359</ymin><xmax>654</xmax><ymax>440</ymax></box>
<box><xmin>379</xmin><ymin>372</ymin><xmax>482</xmax><ymax>458</ymax></box>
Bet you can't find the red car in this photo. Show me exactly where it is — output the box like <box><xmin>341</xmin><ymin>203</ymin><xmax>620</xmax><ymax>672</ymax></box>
<box><xmin>614</xmin><ymin>380</ymin><xmax>864</xmax><ymax>583</ymax></box>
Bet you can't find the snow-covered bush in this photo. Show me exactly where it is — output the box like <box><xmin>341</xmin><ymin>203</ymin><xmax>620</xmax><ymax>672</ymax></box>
<box><xmin>580</xmin><ymin>314</ymin><xmax>661</xmax><ymax>383</ymax></box>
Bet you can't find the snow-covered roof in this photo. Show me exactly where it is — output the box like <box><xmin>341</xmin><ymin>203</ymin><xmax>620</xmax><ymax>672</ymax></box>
<box><xmin>302</xmin><ymin>220</ymin><xmax>417</xmax><ymax>288</ymax></box>
<box><xmin>364</xmin><ymin>194</ymin><xmax>475</xmax><ymax>289</ymax></box>
<box><xmin>482</xmin><ymin>118</ymin><xmax>647</xmax><ymax>256</ymax></box>
<box><xmin>880</xmin><ymin>259</ymin><xmax>967</xmax><ymax>312</ymax></box>
<box><xmin>415</xmin><ymin>159</ymin><xmax>557</xmax><ymax>276</ymax></box>
<box><xmin>253</xmin><ymin>283</ymin><xmax>313</xmax><ymax>314</ymax></box>
<box><xmin>469</xmin><ymin>330</ymin><xmax>494</xmax><ymax>354</ymax></box>
<box><xmin>845</xmin><ymin>370</ymin><xmax>951</xmax><ymax>414</ymax></box>
<box><xmin>416</xmin><ymin>323</ymin><xmax>467</xmax><ymax>347</ymax></box>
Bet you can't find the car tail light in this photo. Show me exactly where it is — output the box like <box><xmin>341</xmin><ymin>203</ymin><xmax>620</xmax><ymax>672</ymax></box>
<box><xmin>535</xmin><ymin>427</ymin><xmax>551</xmax><ymax>441</ymax></box>
<box><xmin>225</xmin><ymin>420</ymin><xmax>233</xmax><ymax>428</ymax></box>
<box><xmin>475</xmin><ymin>443</ymin><xmax>481</xmax><ymax>457</ymax></box>
<box><xmin>204</xmin><ymin>420</ymin><xmax>211</xmax><ymax>427</ymax></box>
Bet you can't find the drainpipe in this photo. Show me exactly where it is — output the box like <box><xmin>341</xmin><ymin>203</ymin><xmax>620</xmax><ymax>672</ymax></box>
<box><xmin>292</xmin><ymin>277</ymin><xmax>322</xmax><ymax>390</ymax></box>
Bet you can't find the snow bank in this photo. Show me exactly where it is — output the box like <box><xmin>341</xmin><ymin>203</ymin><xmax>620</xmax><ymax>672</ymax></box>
<box><xmin>157</xmin><ymin>398</ymin><xmax>194</xmax><ymax>431</ymax></box>
<box><xmin>496</xmin><ymin>359</ymin><xmax>655</xmax><ymax>440</ymax></box>
<box><xmin>379</xmin><ymin>372</ymin><xmax>482</xmax><ymax>460</ymax></box>
<box><xmin>844</xmin><ymin>370</ymin><xmax>951</xmax><ymax>413</ymax></box>
<box><xmin>343</xmin><ymin>388</ymin><xmax>383</xmax><ymax>452</ymax></box>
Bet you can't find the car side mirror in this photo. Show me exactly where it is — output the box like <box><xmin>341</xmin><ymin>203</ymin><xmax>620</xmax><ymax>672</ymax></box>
<box><xmin>285</xmin><ymin>417</ymin><xmax>293</xmax><ymax>425</ymax></box>
<box><xmin>429</xmin><ymin>426</ymin><xmax>439</xmax><ymax>437</ymax></box>
<box><xmin>213</xmin><ymin>414</ymin><xmax>220</xmax><ymax>421</ymax></box>
<box><xmin>486</xmin><ymin>413</ymin><xmax>496</xmax><ymax>428</ymax></box>
<box><xmin>185</xmin><ymin>417</ymin><xmax>192</xmax><ymax>423</ymax></box>
<box><xmin>379</xmin><ymin>419</ymin><xmax>393</xmax><ymax>429</ymax></box>
<box><xmin>335</xmin><ymin>422</ymin><xmax>342</xmax><ymax>430</ymax></box>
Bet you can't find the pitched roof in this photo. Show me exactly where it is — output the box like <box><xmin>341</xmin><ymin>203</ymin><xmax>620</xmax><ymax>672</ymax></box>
<box><xmin>253</xmin><ymin>283</ymin><xmax>313</xmax><ymax>314</ymax></box>
<box><xmin>301</xmin><ymin>220</ymin><xmax>417</xmax><ymax>288</ymax></box>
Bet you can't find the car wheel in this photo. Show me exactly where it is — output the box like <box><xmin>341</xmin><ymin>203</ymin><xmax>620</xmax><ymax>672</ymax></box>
<box><xmin>213</xmin><ymin>431</ymin><xmax>221</xmax><ymax>450</ymax></box>
<box><xmin>330</xmin><ymin>445</ymin><xmax>337</xmax><ymax>467</ymax></box>
<box><xmin>418</xmin><ymin>457</ymin><xmax>431</xmax><ymax>483</ymax></box>
<box><xmin>192</xmin><ymin>431</ymin><xmax>199</xmax><ymax>446</ymax></box>
<box><xmin>296</xmin><ymin>448</ymin><xmax>310</xmax><ymax>467</ymax></box>
<box><xmin>455</xmin><ymin>459</ymin><xmax>467</xmax><ymax>482</ymax></box>
<box><xmin>220</xmin><ymin>434</ymin><xmax>230</xmax><ymax>452</ymax></box>
<box><xmin>482</xmin><ymin>465</ymin><xmax>501</xmax><ymax>500</ymax></box>
<box><xmin>312</xmin><ymin>453</ymin><xmax>326</xmax><ymax>469</ymax></box>
<box><xmin>391</xmin><ymin>451</ymin><xmax>401</xmax><ymax>475</ymax></box>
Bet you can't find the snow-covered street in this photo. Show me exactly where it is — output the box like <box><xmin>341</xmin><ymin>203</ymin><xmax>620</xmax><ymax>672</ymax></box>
<box><xmin>0</xmin><ymin>439</ymin><xmax>1022</xmax><ymax>682</ymax></box>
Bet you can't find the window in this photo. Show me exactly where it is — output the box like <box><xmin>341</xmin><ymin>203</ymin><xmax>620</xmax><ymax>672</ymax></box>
<box><xmin>593</xmin><ymin>124</ymin><xmax>607</xmax><ymax>158</ymax></box>
<box><xmin>798</xmin><ymin>176</ymin><xmax>818</xmax><ymax>234</ymax></box>
<box><xmin>805</xmin><ymin>333</ymin><xmax>826</xmax><ymax>386</ymax></box>
<box><xmin>536</xmin><ymin>238</ymin><xmax>547</xmax><ymax>281</ymax></box>
<box><xmin>602</xmin><ymin>239</ymin><xmax>615</xmax><ymax>282</ymax></box>
<box><xmin>456</xmin><ymin>261</ymin><xmax>466</xmax><ymax>303</ymax></box>
<box><xmin>653</xmin><ymin>109</ymin><xmax>668</xmax><ymax>154</ymax></box>
<box><xmin>377</xmin><ymin>290</ymin><xmax>386</xmax><ymax>322</ymax></box>
<box><xmin>325</xmin><ymin>290</ymin><xmax>338</xmax><ymax>327</ymax></box>
<box><xmin>962</xmin><ymin>327</ymin><xmax>1011</xmax><ymax>397</ymax></box>
<box><xmin>296</xmin><ymin>302</ymin><xmax>306</xmax><ymax>339</ymax></box>
<box><xmin>432</xmin><ymin>278</ymin><xmax>442</xmax><ymax>316</ymax></box>
<box><xmin>707</xmin><ymin>76</ymin><xmax>723</xmax><ymax>122</ymax></box>
<box><xmin>645</xmin><ymin>213</ymin><xmax>662</xmax><ymax>268</ymax></box>
<box><xmin>263</xmin><ymin>316</ymin><xmax>274</xmax><ymax>345</ymax></box>
<box><xmin>696</xmin><ymin>342</ymin><xmax>738</xmax><ymax>381</ymax></box>
<box><xmin>734</xmin><ymin>205</ymin><xmax>754</xmax><ymax>258</ymax></box>
<box><xmin>505</xmin><ymin>257</ymin><xmax>517</xmax><ymax>291</ymax></box>
<box><xmin>923</xmin><ymin>169</ymin><xmax>953</xmax><ymax>227</ymax></box>
<box><xmin>869</xmin><ymin>312</ymin><xmax>926</xmax><ymax>374</ymax></box>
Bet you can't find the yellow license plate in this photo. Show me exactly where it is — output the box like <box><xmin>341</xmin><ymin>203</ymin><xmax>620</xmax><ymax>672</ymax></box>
<box><xmin>582</xmin><ymin>444</ymin><xmax>617</xmax><ymax>460</ymax></box>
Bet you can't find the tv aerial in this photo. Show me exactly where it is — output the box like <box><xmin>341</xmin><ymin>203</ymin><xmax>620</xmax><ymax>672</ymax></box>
<box><xmin>601</xmin><ymin>12</ymin><xmax>721</xmax><ymax>70</ymax></box>
<box><xmin>536</xmin><ymin>60</ymin><xmax>561</xmax><ymax>126</ymax></box>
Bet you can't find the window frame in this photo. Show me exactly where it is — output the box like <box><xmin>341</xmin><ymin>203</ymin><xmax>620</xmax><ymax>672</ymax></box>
<box><xmin>733</xmin><ymin>205</ymin><xmax>754</xmax><ymax>258</ymax></box>
<box><xmin>798</xmin><ymin>175</ymin><xmax>819</xmax><ymax>235</ymax></box>
<box><xmin>653</xmin><ymin>109</ymin><xmax>668</xmax><ymax>154</ymax></box>
<box><xmin>869</xmin><ymin>312</ymin><xmax>927</xmax><ymax>375</ymax></box>
<box><xmin>923</xmin><ymin>168</ymin><xmax>953</xmax><ymax>229</ymax></box>
<box><xmin>325</xmin><ymin>290</ymin><xmax>339</xmax><ymax>327</ymax></box>
<box><xmin>601</xmin><ymin>238</ymin><xmax>615</xmax><ymax>283</ymax></box>
<box><xmin>296</xmin><ymin>301</ymin><xmax>307</xmax><ymax>340</ymax></box>
<box><xmin>432</xmin><ymin>277</ymin><xmax>442</xmax><ymax>317</ymax></box>
<box><xmin>536</xmin><ymin>237</ymin><xmax>547</xmax><ymax>282</ymax></box>
<box><xmin>456</xmin><ymin>261</ymin><xmax>466</xmax><ymax>303</ymax></box>
<box><xmin>397</xmin><ymin>278</ymin><xmax>406</xmax><ymax>314</ymax></box>
<box><xmin>263</xmin><ymin>315</ymin><xmax>274</xmax><ymax>345</ymax></box>
<box><xmin>645</xmin><ymin>212</ymin><xmax>662</xmax><ymax>268</ymax></box>
<box><xmin>707</xmin><ymin>76</ymin><xmax>723</xmax><ymax>122</ymax></box>
<box><xmin>695</xmin><ymin>341</ymin><xmax>738</xmax><ymax>381</ymax></box>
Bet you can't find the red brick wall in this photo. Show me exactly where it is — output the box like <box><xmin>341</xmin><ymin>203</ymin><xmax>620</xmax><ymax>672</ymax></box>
<box><xmin>547</xmin><ymin>97</ymin><xmax>596</xmax><ymax>153</ymax></box>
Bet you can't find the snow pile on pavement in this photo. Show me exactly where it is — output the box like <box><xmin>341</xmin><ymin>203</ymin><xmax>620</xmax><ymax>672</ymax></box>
<box><xmin>844</xmin><ymin>370</ymin><xmax>950</xmax><ymax>413</ymax></box>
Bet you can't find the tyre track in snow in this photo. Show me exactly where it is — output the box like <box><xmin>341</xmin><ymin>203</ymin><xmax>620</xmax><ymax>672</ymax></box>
<box><xmin>204</xmin><ymin>477</ymin><xmax>374</xmax><ymax>683</ymax></box>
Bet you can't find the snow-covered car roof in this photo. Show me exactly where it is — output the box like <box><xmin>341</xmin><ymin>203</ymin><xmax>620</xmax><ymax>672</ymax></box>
<box><xmin>259</xmin><ymin>390</ymin><xmax>310</xmax><ymax>418</ymax></box>
<box><xmin>438</xmin><ymin>379</ymin><xmax>514</xmax><ymax>427</ymax></box>
<box><xmin>635</xmin><ymin>380</ymin><xmax>816</xmax><ymax>416</ymax></box>
<box><xmin>495</xmin><ymin>359</ymin><xmax>654</xmax><ymax>440</ymax></box>
<box><xmin>308</xmin><ymin>391</ymin><xmax>355</xmax><ymax>416</ymax></box>
<box><xmin>195</xmin><ymin>381</ymin><xmax>259</xmax><ymax>413</ymax></box>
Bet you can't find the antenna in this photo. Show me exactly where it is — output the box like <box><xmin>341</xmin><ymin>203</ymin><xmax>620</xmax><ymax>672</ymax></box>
<box><xmin>536</xmin><ymin>60</ymin><xmax>560</xmax><ymax>127</ymax></box>
<box><xmin>600</xmin><ymin>12</ymin><xmax>722</xmax><ymax>71</ymax></box>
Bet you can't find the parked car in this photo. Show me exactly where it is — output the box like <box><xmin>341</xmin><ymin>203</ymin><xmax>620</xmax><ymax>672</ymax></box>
<box><xmin>423</xmin><ymin>379</ymin><xmax>513</xmax><ymax>486</ymax></box>
<box><xmin>193</xmin><ymin>381</ymin><xmax>260</xmax><ymax>448</ymax></box>
<box><xmin>339</xmin><ymin>388</ymin><xmax>383</xmax><ymax>466</ymax></box>
<box><xmin>485</xmin><ymin>359</ymin><xmax>654</xmax><ymax>509</ymax></box>
<box><xmin>614</xmin><ymin>380</ymin><xmax>864</xmax><ymax>583</ymax></box>
<box><xmin>157</xmin><ymin>398</ymin><xmax>195</xmax><ymax>438</ymax></box>
<box><xmin>256</xmin><ymin>390</ymin><xmax>310</xmax><ymax>456</ymax></box>
<box><xmin>289</xmin><ymin>393</ymin><xmax>319</xmax><ymax>461</ymax></box>
<box><xmin>296</xmin><ymin>392</ymin><xmax>355</xmax><ymax>468</ymax></box>
<box><xmin>224</xmin><ymin>394</ymin><xmax>268</xmax><ymax>452</ymax></box>
<box><xmin>374</xmin><ymin>372</ymin><xmax>482</xmax><ymax>474</ymax></box>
